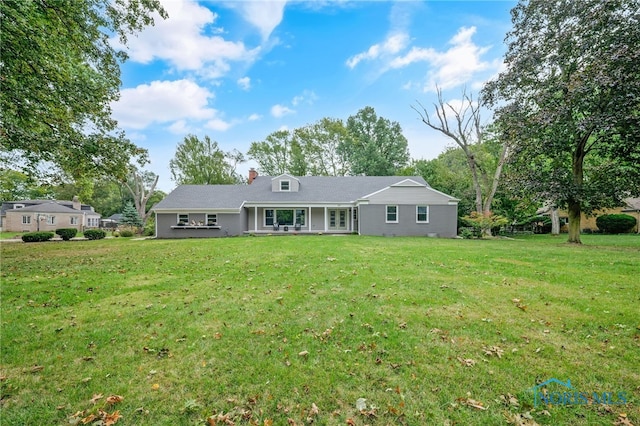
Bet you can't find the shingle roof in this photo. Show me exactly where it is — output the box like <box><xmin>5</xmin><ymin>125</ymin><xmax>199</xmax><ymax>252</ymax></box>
<box><xmin>10</xmin><ymin>201</ymin><xmax>80</xmax><ymax>214</ymax></box>
<box><xmin>153</xmin><ymin>176</ymin><xmax>435</xmax><ymax>210</ymax></box>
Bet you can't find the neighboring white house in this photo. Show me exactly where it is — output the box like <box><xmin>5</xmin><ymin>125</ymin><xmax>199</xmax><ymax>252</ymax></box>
<box><xmin>1</xmin><ymin>197</ymin><xmax>101</xmax><ymax>232</ymax></box>
<box><xmin>152</xmin><ymin>170</ymin><xmax>459</xmax><ymax>239</ymax></box>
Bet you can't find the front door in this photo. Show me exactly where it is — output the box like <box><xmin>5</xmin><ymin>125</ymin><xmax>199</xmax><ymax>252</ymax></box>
<box><xmin>328</xmin><ymin>209</ymin><xmax>348</xmax><ymax>230</ymax></box>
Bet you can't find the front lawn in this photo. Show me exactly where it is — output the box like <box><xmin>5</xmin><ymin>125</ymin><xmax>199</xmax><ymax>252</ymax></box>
<box><xmin>1</xmin><ymin>235</ymin><xmax>638</xmax><ymax>425</ymax></box>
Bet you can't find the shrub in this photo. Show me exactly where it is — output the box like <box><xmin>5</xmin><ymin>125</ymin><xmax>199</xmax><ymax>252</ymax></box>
<box><xmin>119</xmin><ymin>229</ymin><xmax>134</xmax><ymax>238</ymax></box>
<box><xmin>84</xmin><ymin>229</ymin><xmax>106</xmax><ymax>240</ymax></box>
<box><xmin>55</xmin><ymin>228</ymin><xmax>78</xmax><ymax>241</ymax></box>
<box><xmin>112</xmin><ymin>231</ymin><xmax>120</xmax><ymax>237</ymax></box>
<box><xmin>596</xmin><ymin>214</ymin><xmax>636</xmax><ymax>234</ymax></box>
<box><xmin>22</xmin><ymin>232</ymin><xmax>54</xmax><ymax>242</ymax></box>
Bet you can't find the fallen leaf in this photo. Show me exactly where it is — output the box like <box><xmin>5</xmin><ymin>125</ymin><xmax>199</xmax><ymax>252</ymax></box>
<box><xmin>29</xmin><ymin>365</ymin><xmax>44</xmax><ymax>373</ymax></box>
<box><xmin>90</xmin><ymin>393</ymin><xmax>104</xmax><ymax>404</ymax></box>
<box><xmin>457</xmin><ymin>397</ymin><xmax>487</xmax><ymax>410</ymax></box>
<box><xmin>614</xmin><ymin>413</ymin><xmax>635</xmax><ymax>426</ymax></box>
<box><xmin>106</xmin><ymin>395</ymin><xmax>123</xmax><ymax>405</ymax></box>
<box><xmin>104</xmin><ymin>410</ymin><xmax>121</xmax><ymax>426</ymax></box>
<box><xmin>483</xmin><ymin>346</ymin><xmax>504</xmax><ymax>358</ymax></box>
<box><xmin>504</xmin><ymin>412</ymin><xmax>540</xmax><ymax>426</ymax></box>
<box><xmin>497</xmin><ymin>393</ymin><xmax>519</xmax><ymax>408</ymax></box>
<box><xmin>310</xmin><ymin>403</ymin><xmax>319</xmax><ymax>416</ymax></box>
<box><xmin>346</xmin><ymin>419</ymin><xmax>356</xmax><ymax>426</ymax></box>
<box><xmin>356</xmin><ymin>398</ymin><xmax>367</xmax><ymax>411</ymax></box>
<box><xmin>457</xmin><ymin>357</ymin><xmax>476</xmax><ymax>367</ymax></box>
<box><xmin>81</xmin><ymin>413</ymin><xmax>97</xmax><ymax>424</ymax></box>
<box><xmin>298</xmin><ymin>350</ymin><xmax>309</xmax><ymax>357</ymax></box>
<box><xmin>151</xmin><ymin>383</ymin><xmax>160</xmax><ymax>390</ymax></box>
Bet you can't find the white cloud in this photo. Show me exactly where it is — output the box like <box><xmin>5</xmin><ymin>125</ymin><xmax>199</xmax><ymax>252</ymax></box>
<box><xmin>390</xmin><ymin>26</ymin><xmax>492</xmax><ymax>92</ymax></box>
<box><xmin>113</xmin><ymin>79</ymin><xmax>215</xmax><ymax>129</ymax></box>
<box><xmin>346</xmin><ymin>33</ymin><xmax>409</xmax><ymax>69</ymax></box>
<box><xmin>248</xmin><ymin>113</ymin><xmax>262</xmax><ymax>121</ymax></box>
<box><xmin>291</xmin><ymin>90</ymin><xmax>318</xmax><ymax>106</ymax></box>
<box><xmin>271</xmin><ymin>104</ymin><xmax>295</xmax><ymax>118</ymax></box>
<box><xmin>237</xmin><ymin>76</ymin><xmax>251</xmax><ymax>90</ymax></box>
<box><xmin>205</xmin><ymin>118</ymin><xmax>232</xmax><ymax>132</ymax></box>
<box><xmin>167</xmin><ymin>120</ymin><xmax>191</xmax><ymax>134</ymax></box>
<box><xmin>111</xmin><ymin>0</ymin><xmax>259</xmax><ymax>77</ymax></box>
<box><xmin>234</xmin><ymin>1</ymin><xmax>288</xmax><ymax>40</ymax></box>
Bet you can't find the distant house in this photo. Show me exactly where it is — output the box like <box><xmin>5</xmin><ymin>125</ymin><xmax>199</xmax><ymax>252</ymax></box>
<box><xmin>538</xmin><ymin>197</ymin><xmax>640</xmax><ymax>233</ymax></box>
<box><xmin>101</xmin><ymin>213</ymin><xmax>123</xmax><ymax>229</ymax></box>
<box><xmin>152</xmin><ymin>170</ymin><xmax>459</xmax><ymax>239</ymax></box>
<box><xmin>1</xmin><ymin>197</ymin><xmax>101</xmax><ymax>232</ymax></box>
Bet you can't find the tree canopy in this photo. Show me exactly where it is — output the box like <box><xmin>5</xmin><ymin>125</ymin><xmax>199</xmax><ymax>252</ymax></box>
<box><xmin>342</xmin><ymin>107</ymin><xmax>410</xmax><ymax>176</ymax></box>
<box><xmin>0</xmin><ymin>0</ymin><xmax>166</xmax><ymax>179</ymax></box>
<box><xmin>170</xmin><ymin>135</ymin><xmax>244</xmax><ymax>185</ymax></box>
<box><xmin>483</xmin><ymin>0</ymin><xmax>640</xmax><ymax>243</ymax></box>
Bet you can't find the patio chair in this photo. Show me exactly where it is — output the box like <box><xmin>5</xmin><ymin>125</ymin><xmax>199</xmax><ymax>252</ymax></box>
<box><xmin>273</xmin><ymin>222</ymin><xmax>280</xmax><ymax>231</ymax></box>
<box><xmin>294</xmin><ymin>222</ymin><xmax>301</xmax><ymax>231</ymax></box>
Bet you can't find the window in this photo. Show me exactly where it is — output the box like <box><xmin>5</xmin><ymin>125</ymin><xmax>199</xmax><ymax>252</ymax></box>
<box><xmin>70</xmin><ymin>216</ymin><xmax>78</xmax><ymax>225</ymax></box>
<box><xmin>280</xmin><ymin>180</ymin><xmax>290</xmax><ymax>191</ymax></box>
<box><xmin>265</xmin><ymin>209</ymin><xmax>274</xmax><ymax>226</ymax></box>
<box><xmin>14</xmin><ymin>204</ymin><xmax>25</xmax><ymax>209</ymax></box>
<box><xmin>416</xmin><ymin>205</ymin><xmax>429</xmax><ymax>223</ymax></box>
<box><xmin>276</xmin><ymin>209</ymin><xmax>294</xmax><ymax>225</ymax></box>
<box><xmin>46</xmin><ymin>216</ymin><xmax>56</xmax><ymax>225</ymax></box>
<box><xmin>295</xmin><ymin>209</ymin><xmax>306</xmax><ymax>226</ymax></box>
<box><xmin>206</xmin><ymin>214</ymin><xmax>217</xmax><ymax>225</ymax></box>
<box><xmin>386</xmin><ymin>205</ymin><xmax>398</xmax><ymax>223</ymax></box>
<box><xmin>22</xmin><ymin>215</ymin><xmax>31</xmax><ymax>224</ymax></box>
<box><xmin>178</xmin><ymin>214</ymin><xmax>189</xmax><ymax>224</ymax></box>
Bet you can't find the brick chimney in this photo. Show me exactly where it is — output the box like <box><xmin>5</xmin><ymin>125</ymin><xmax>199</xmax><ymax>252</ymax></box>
<box><xmin>248</xmin><ymin>168</ymin><xmax>258</xmax><ymax>184</ymax></box>
<box><xmin>72</xmin><ymin>195</ymin><xmax>81</xmax><ymax>210</ymax></box>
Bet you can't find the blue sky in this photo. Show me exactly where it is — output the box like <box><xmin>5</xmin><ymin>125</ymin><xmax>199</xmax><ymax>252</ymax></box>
<box><xmin>110</xmin><ymin>0</ymin><xmax>516</xmax><ymax>192</ymax></box>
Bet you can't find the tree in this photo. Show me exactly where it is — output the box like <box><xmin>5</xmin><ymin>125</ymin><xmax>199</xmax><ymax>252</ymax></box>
<box><xmin>413</xmin><ymin>90</ymin><xmax>508</xmax><ymax>235</ymax></box>
<box><xmin>483</xmin><ymin>0</ymin><xmax>640</xmax><ymax>243</ymax></box>
<box><xmin>122</xmin><ymin>166</ymin><xmax>159</xmax><ymax>225</ymax></box>
<box><xmin>170</xmin><ymin>135</ymin><xmax>244</xmax><ymax>185</ymax></box>
<box><xmin>120</xmin><ymin>201</ymin><xmax>142</xmax><ymax>227</ymax></box>
<box><xmin>247</xmin><ymin>130</ymin><xmax>295</xmax><ymax>176</ymax></box>
<box><xmin>340</xmin><ymin>107</ymin><xmax>410</xmax><ymax>175</ymax></box>
<box><xmin>0</xmin><ymin>0</ymin><xmax>166</xmax><ymax>179</ymax></box>
<box><xmin>0</xmin><ymin>169</ymin><xmax>53</xmax><ymax>202</ymax></box>
<box><xmin>294</xmin><ymin>118</ymin><xmax>351</xmax><ymax>176</ymax></box>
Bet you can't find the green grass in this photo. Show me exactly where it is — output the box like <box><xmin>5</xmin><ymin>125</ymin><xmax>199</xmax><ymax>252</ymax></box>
<box><xmin>1</xmin><ymin>235</ymin><xmax>638</xmax><ymax>425</ymax></box>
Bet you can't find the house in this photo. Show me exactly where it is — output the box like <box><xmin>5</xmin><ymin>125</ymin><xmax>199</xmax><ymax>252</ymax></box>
<box><xmin>0</xmin><ymin>197</ymin><xmax>101</xmax><ymax>232</ymax></box>
<box><xmin>152</xmin><ymin>170</ymin><xmax>459</xmax><ymax>239</ymax></box>
<box><xmin>537</xmin><ymin>197</ymin><xmax>640</xmax><ymax>233</ymax></box>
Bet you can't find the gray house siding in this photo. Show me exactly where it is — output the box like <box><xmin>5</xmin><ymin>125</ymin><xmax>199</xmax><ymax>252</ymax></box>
<box><xmin>156</xmin><ymin>212</ymin><xmax>243</xmax><ymax>238</ymax></box>
<box><xmin>359</xmin><ymin>204</ymin><xmax>457</xmax><ymax>237</ymax></box>
<box><xmin>152</xmin><ymin>177</ymin><xmax>458</xmax><ymax>239</ymax></box>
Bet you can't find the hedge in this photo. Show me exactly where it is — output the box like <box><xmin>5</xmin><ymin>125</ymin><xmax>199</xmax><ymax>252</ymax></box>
<box><xmin>84</xmin><ymin>229</ymin><xmax>106</xmax><ymax>240</ymax></box>
<box><xmin>55</xmin><ymin>228</ymin><xmax>78</xmax><ymax>241</ymax></box>
<box><xmin>22</xmin><ymin>232</ymin><xmax>54</xmax><ymax>242</ymax></box>
<box><xmin>595</xmin><ymin>214</ymin><xmax>636</xmax><ymax>234</ymax></box>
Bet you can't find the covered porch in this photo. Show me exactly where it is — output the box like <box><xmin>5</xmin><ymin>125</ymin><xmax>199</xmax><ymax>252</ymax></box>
<box><xmin>244</xmin><ymin>205</ymin><xmax>358</xmax><ymax>234</ymax></box>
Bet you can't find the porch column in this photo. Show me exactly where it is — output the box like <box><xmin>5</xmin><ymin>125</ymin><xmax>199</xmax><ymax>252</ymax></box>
<box><xmin>324</xmin><ymin>207</ymin><xmax>328</xmax><ymax>232</ymax></box>
<box><xmin>350</xmin><ymin>207</ymin><xmax>353</xmax><ymax>232</ymax></box>
<box><xmin>254</xmin><ymin>206</ymin><xmax>258</xmax><ymax>231</ymax></box>
<box><xmin>308</xmin><ymin>207</ymin><xmax>311</xmax><ymax>231</ymax></box>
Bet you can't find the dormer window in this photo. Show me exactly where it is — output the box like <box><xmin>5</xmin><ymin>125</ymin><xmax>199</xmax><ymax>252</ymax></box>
<box><xmin>280</xmin><ymin>180</ymin><xmax>290</xmax><ymax>191</ymax></box>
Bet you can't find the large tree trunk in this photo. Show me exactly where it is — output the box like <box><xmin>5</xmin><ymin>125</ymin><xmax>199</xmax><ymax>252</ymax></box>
<box><xmin>550</xmin><ymin>207</ymin><xmax>560</xmax><ymax>235</ymax></box>
<box><xmin>567</xmin><ymin>145</ymin><xmax>585</xmax><ymax>244</ymax></box>
<box><xmin>567</xmin><ymin>199</ymin><xmax>582</xmax><ymax>243</ymax></box>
